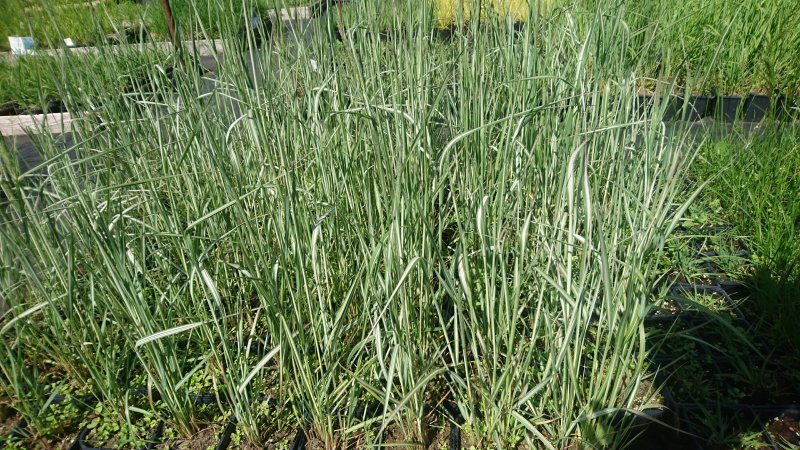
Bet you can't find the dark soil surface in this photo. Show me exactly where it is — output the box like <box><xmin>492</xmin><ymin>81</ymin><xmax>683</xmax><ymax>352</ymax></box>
<box><xmin>306</xmin><ymin>437</ymin><xmax>325</xmax><ymax>450</ymax></box>
<box><xmin>157</xmin><ymin>423</ymin><xmax>221</xmax><ymax>450</ymax></box>
<box><xmin>0</xmin><ymin>405</ymin><xmax>20</xmax><ymax>436</ymax></box>
<box><xmin>765</xmin><ymin>415</ymin><xmax>800</xmax><ymax>446</ymax></box>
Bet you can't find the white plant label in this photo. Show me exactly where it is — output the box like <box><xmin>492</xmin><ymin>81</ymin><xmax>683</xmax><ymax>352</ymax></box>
<box><xmin>8</xmin><ymin>36</ymin><xmax>35</xmax><ymax>55</ymax></box>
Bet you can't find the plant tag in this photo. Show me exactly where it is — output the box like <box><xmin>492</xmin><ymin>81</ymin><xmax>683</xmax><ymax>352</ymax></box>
<box><xmin>8</xmin><ymin>36</ymin><xmax>35</xmax><ymax>55</ymax></box>
<box><xmin>64</xmin><ymin>38</ymin><xmax>75</xmax><ymax>47</ymax></box>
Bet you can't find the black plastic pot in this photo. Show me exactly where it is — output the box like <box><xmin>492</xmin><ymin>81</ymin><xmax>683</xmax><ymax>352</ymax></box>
<box><xmin>716</xmin><ymin>95</ymin><xmax>743</xmax><ymax>122</ymax></box>
<box><xmin>213</xmin><ymin>418</ymin><xmax>237</xmax><ymax>450</ymax></box>
<box><xmin>658</xmin><ymin>96</ymin><xmax>679</xmax><ymax>121</ymax></box>
<box><xmin>448</xmin><ymin>419</ymin><xmax>460</xmax><ymax>450</ymax></box>
<box><xmin>126</xmin><ymin>388</ymin><xmax>228</xmax><ymax>405</ymax></box>
<box><xmin>770</xmin><ymin>95</ymin><xmax>794</xmax><ymax>121</ymax></box>
<box><xmin>662</xmin><ymin>96</ymin><xmax>712</xmax><ymax>121</ymax></box>
<box><xmin>686</xmin><ymin>95</ymin><xmax>714</xmax><ymax>120</ymax></box>
<box><xmin>717</xmin><ymin>280</ymin><xmax>750</xmax><ymax>302</ymax></box>
<box><xmin>0</xmin><ymin>395</ymin><xmax>98</xmax><ymax>450</ymax></box>
<box><xmin>743</xmin><ymin>94</ymin><xmax>770</xmax><ymax>122</ymax></box>
<box><xmin>434</xmin><ymin>26</ymin><xmax>456</xmax><ymax>41</ymax></box>
<box><xmin>717</xmin><ymin>363</ymin><xmax>800</xmax><ymax>406</ymax></box>
<box><xmin>289</xmin><ymin>427</ymin><xmax>306</xmax><ymax>450</ymax></box>
<box><xmin>74</xmin><ymin>420</ymin><xmax>164</xmax><ymax>450</ymax></box>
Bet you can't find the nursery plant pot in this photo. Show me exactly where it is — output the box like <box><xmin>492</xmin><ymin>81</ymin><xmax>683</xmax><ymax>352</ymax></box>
<box><xmin>213</xmin><ymin>418</ymin><xmax>237</xmax><ymax>450</ymax></box>
<box><xmin>686</xmin><ymin>95</ymin><xmax>714</xmax><ymax>120</ymax></box>
<box><xmin>716</xmin><ymin>96</ymin><xmax>743</xmax><ymax>122</ymax></box>
<box><xmin>768</xmin><ymin>96</ymin><xmax>792</xmax><ymax>121</ymax></box>
<box><xmin>663</xmin><ymin>96</ymin><xmax>713</xmax><ymax>121</ymax></box>
<box><xmin>46</xmin><ymin>100</ymin><xmax>67</xmax><ymax>114</ymax></box>
<box><xmin>448</xmin><ymin>419</ymin><xmax>460</xmax><ymax>450</ymax></box>
<box><xmin>717</xmin><ymin>280</ymin><xmax>749</xmax><ymax>301</ymax></box>
<box><xmin>646</xmin><ymin>298</ymin><xmax>684</xmax><ymax>322</ymax></box>
<box><xmin>742</xmin><ymin>94</ymin><xmax>770</xmax><ymax>122</ymax></box>
<box><xmin>289</xmin><ymin>427</ymin><xmax>306</xmax><ymax>450</ymax></box>
<box><xmin>661</xmin><ymin>96</ymin><xmax>682</xmax><ymax>121</ymax></box>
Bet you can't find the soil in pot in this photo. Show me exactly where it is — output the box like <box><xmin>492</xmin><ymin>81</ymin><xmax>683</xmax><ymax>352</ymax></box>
<box><xmin>0</xmin><ymin>402</ymin><xmax>20</xmax><ymax>435</ymax></box>
<box><xmin>647</xmin><ymin>298</ymin><xmax>683</xmax><ymax>320</ymax></box>
<box><xmin>156</xmin><ymin>423</ymin><xmax>221</xmax><ymax>450</ymax></box>
<box><xmin>763</xmin><ymin>414</ymin><xmax>800</xmax><ymax>447</ymax></box>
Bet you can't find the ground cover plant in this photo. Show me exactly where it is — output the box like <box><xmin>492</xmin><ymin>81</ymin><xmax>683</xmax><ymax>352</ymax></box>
<box><xmin>1</xmin><ymin>0</ymin><xmax>798</xmax><ymax>449</ymax></box>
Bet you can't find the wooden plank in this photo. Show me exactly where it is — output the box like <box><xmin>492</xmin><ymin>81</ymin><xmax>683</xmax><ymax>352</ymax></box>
<box><xmin>0</xmin><ymin>112</ymin><xmax>72</xmax><ymax>137</ymax></box>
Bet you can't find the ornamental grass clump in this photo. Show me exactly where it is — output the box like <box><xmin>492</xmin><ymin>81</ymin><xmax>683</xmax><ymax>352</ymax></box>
<box><xmin>0</xmin><ymin>0</ymin><xmax>697</xmax><ymax>447</ymax></box>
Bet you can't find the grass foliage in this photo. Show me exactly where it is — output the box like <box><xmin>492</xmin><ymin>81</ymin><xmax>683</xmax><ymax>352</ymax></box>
<box><xmin>2</xmin><ymin>0</ymin><xmax>782</xmax><ymax>448</ymax></box>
